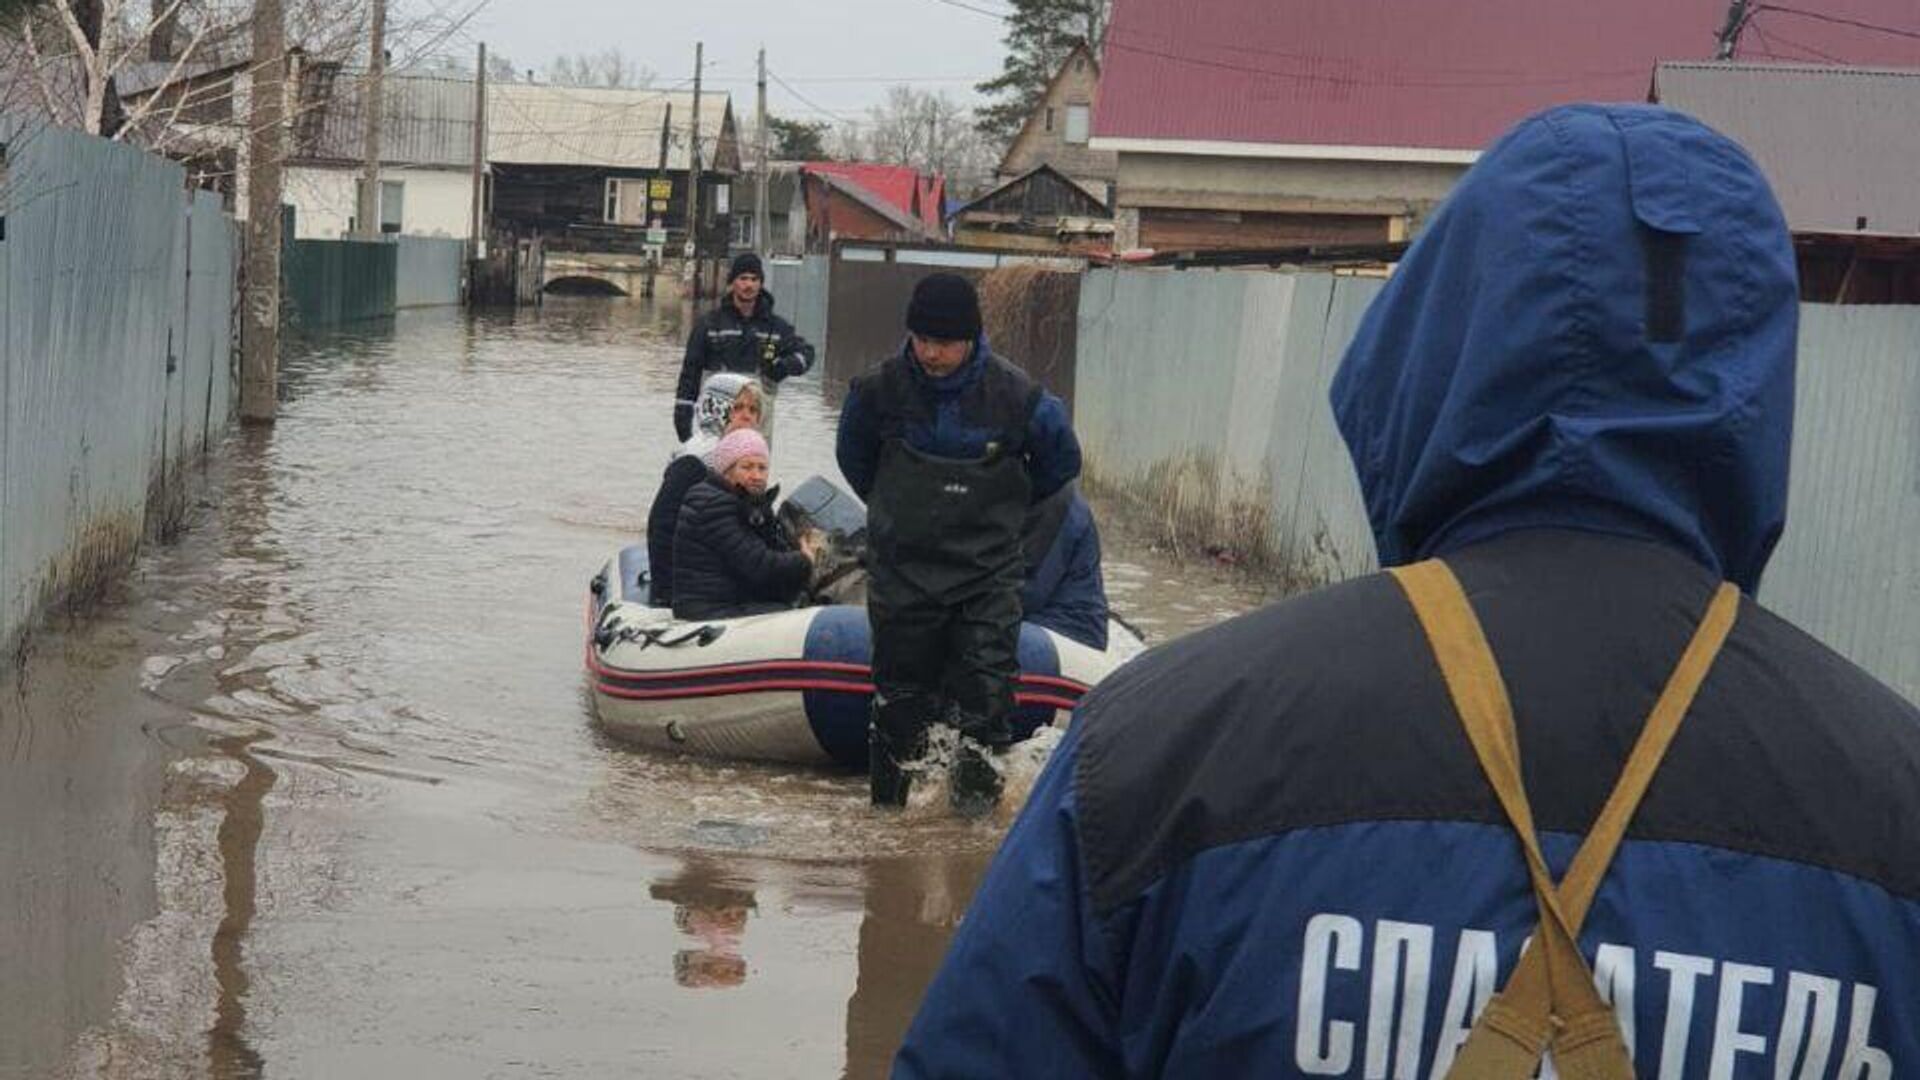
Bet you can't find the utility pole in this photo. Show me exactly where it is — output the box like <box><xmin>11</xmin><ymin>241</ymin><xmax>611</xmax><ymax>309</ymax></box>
<box><xmin>242</xmin><ymin>0</ymin><xmax>285</xmax><ymax>422</ymax></box>
<box><xmin>755</xmin><ymin>46</ymin><xmax>770</xmax><ymax>257</ymax></box>
<box><xmin>355</xmin><ymin>0</ymin><xmax>386</xmax><ymax>236</ymax></box>
<box><xmin>1715</xmin><ymin>0</ymin><xmax>1752</xmax><ymax>59</ymax></box>
<box><xmin>684</xmin><ymin>41</ymin><xmax>703</xmax><ymax>290</ymax></box>
<box><xmin>469</xmin><ymin>41</ymin><xmax>487</xmax><ymax>263</ymax></box>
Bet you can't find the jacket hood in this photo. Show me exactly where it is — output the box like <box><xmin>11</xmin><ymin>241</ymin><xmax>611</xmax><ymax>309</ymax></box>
<box><xmin>1330</xmin><ymin>104</ymin><xmax>1798</xmax><ymax>591</ymax></box>
<box><xmin>678</xmin><ymin>372</ymin><xmax>762</xmax><ymax>459</ymax></box>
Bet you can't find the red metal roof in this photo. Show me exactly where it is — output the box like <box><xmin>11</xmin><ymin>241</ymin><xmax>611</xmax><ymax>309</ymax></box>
<box><xmin>1094</xmin><ymin>0</ymin><xmax>1920</xmax><ymax>152</ymax></box>
<box><xmin>804</xmin><ymin>163</ymin><xmax>946</xmax><ymax>232</ymax></box>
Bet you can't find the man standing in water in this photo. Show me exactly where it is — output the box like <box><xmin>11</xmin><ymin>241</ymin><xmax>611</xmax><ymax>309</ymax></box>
<box><xmin>836</xmin><ymin>274</ymin><xmax>1081</xmax><ymax>816</ymax></box>
<box><xmin>674</xmin><ymin>253</ymin><xmax>814</xmax><ymax>441</ymax></box>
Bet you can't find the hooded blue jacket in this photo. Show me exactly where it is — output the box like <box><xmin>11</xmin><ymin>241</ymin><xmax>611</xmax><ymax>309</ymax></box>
<box><xmin>1020</xmin><ymin>485</ymin><xmax>1109</xmax><ymax>650</ymax></box>
<box><xmin>896</xmin><ymin>106</ymin><xmax>1920</xmax><ymax>1078</ymax></box>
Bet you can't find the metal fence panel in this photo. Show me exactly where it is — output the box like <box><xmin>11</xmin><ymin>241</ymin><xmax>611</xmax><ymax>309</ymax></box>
<box><xmin>1075</xmin><ymin>266</ymin><xmax>1920</xmax><ymax>702</ymax></box>
<box><xmin>0</xmin><ymin>121</ymin><xmax>238</xmax><ymax>653</ymax></box>
<box><xmin>1763</xmin><ymin>304</ymin><xmax>1920</xmax><ymax>703</ymax></box>
<box><xmin>395</xmin><ymin>236</ymin><xmax>465</xmax><ymax>309</ymax></box>
<box><xmin>766</xmin><ymin>255</ymin><xmax>828</xmax><ymax>366</ymax></box>
<box><xmin>284</xmin><ymin>237</ymin><xmax>396</xmax><ymax>325</ymax></box>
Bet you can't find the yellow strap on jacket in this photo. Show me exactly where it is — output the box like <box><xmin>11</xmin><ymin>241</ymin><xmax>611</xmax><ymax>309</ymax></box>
<box><xmin>1389</xmin><ymin>559</ymin><xmax>1740</xmax><ymax>1080</ymax></box>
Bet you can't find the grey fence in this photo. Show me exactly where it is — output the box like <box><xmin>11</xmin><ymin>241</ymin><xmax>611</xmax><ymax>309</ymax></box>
<box><xmin>396</xmin><ymin>236</ymin><xmax>465</xmax><ymax>309</ymax></box>
<box><xmin>766</xmin><ymin>255</ymin><xmax>828</xmax><ymax>367</ymax></box>
<box><xmin>0</xmin><ymin>120</ymin><xmax>239</xmax><ymax>655</ymax></box>
<box><xmin>1074</xmin><ymin>267</ymin><xmax>1920</xmax><ymax>703</ymax></box>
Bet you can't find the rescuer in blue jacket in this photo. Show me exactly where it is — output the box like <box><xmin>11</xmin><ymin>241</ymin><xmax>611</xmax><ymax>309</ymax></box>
<box><xmin>837</xmin><ymin>274</ymin><xmax>1082</xmax><ymax>816</ymax></box>
<box><xmin>897</xmin><ymin>104</ymin><xmax>1920</xmax><ymax>1077</ymax></box>
<box><xmin>1019</xmin><ymin>482</ymin><xmax>1108</xmax><ymax>651</ymax></box>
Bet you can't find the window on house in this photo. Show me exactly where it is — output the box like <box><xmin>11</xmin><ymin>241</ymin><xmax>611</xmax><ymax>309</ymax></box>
<box><xmin>1065</xmin><ymin>105</ymin><xmax>1090</xmax><ymax>145</ymax></box>
<box><xmin>380</xmin><ymin>180</ymin><xmax>404</xmax><ymax>233</ymax></box>
<box><xmin>1045</xmin><ymin>107</ymin><xmax>1055</xmax><ymax>133</ymax></box>
<box><xmin>732</xmin><ymin>212</ymin><xmax>753</xmax><ymax>247</ymax></box>
<box><xmin>714</xmin><ymin>183</ymin><xmax>730</xmax><ymax>216</ymax></box>
<box><xmin>606</xmin><ymin>178</ymin><xmax>650</xmax><ymax>225</ymax></box>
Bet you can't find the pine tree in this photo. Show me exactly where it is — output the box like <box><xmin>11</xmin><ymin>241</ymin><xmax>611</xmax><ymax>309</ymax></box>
<box><xmin>974</xmin><ymin>0</ymin><xmax>1108</xmax><ymax>144</ymax></box>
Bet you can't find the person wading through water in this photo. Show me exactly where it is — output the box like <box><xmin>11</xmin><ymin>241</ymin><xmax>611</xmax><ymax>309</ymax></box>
<box><xmin>674</xmin><ymin>252</ymin><xmax>814</xmax><ymax>442</ymax></box>
<box><xmin>836</xmin><ymin>274</ymin><xmax>1081</xmax><ymax>816</ymax></box>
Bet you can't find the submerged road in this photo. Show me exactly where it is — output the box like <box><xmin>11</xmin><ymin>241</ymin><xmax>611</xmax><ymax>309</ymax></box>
<box><xmin>3</xmin><ymin>297</ymin><xmax>1274</xmax><ymax>1079</ymax></box>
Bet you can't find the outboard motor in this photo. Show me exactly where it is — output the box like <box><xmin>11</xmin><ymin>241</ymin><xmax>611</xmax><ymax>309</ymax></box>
<box><xmin>779</xmin><ymin>475</ymin><xmax>870</xmax><ymax>605</ymax></box>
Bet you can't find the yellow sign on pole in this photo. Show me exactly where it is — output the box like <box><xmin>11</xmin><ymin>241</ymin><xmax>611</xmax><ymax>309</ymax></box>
<box><xmin>649</xmin><ymin>179</ymin><xmax>673</xmax><ymax>200</ymax></box>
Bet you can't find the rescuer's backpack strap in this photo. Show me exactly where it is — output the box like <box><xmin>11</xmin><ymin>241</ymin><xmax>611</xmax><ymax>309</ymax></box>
<box><xmin>1389</xmin><ymin>558</ymin><xmax>1740</xmax><ymax>1080</ymax></box>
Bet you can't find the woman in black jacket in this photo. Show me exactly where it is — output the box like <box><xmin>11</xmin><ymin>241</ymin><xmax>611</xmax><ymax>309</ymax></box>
<box><xmin>647</xmin><ymin>374</ymin><xmax>762</xmax><ymax>608</ymax></box>
<box><xmin>672</xmin><ymin>428</ymin><xmax>819</xmax><ymax>620</ymax></box>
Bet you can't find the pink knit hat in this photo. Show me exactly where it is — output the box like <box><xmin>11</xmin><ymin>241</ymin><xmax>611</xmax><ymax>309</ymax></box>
<box><xmin>706</xmin><ymin>428</ymin><xmax>770</xmax><ymax>476</ymax></box>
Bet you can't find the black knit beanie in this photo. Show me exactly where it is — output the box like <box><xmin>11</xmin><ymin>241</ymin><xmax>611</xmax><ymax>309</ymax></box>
<box><xmin>728</xmin><ymin>252</ymin><xmax>764</xmax><ymax>282</ymax></box>
<box><xmin>905</xmin><ymin>273</ymin><xmax>982</xmax><ymax>342</ymax></box>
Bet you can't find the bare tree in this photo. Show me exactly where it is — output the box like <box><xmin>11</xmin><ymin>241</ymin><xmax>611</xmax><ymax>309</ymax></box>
<box><xmin>4</xmin><ymin>0</ymin><xmax>478</xmax><ymax>145</ymax></box>
<box><xmin>546</xmin><ymin>47</ymin><xmax>653</xmax><ymax>89</ymax></box>
<box><xmin>838</xmin><ymin>85</ymin><xmax>997</xmax><ymax>197</ymax></box>
<box><xmin>2</xmin><ymin>0</ymin><xmax>246</xmax><ymax>136</ymax></box>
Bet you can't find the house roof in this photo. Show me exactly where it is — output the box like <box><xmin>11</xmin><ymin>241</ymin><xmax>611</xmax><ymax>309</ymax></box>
<box><xmin>805</xmin><ymin>167</ymin><xmax>932</xmax><ymax>236</ymax></box>
<box><xmin>297</xmin><ymin>71</ymin><xmax>476</xmax><ymax>169</ymax></box>
<box><xmin>1656</xmin><ymin>61</ymin><xmax>1920</xmax><ymax>235</ymax></box>
<box><xmin>950</xmin><ymin>163</ymin><xmax>1109</xmax><ymax>219</ymax></box>
<box><xmin>1093</xmin><ymin>0</ymin><xmax>1920</xmax><ymax>156</ymax></box>
<box><xmin>805</xmin><ymin>162</ymin><xmax>944</xmax><ymax>232</ymax></box>
<box><xmin>487</xmin><ymin>84</ymin><xmax>734</xmax><ymax>171</ymax></box>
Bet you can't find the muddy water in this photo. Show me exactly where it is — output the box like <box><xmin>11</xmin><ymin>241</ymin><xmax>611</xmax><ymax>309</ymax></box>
<box><xmin>3</xmin><ymin>298</ymin><xmax>1276</xmax><ymax>1080</ymax></box>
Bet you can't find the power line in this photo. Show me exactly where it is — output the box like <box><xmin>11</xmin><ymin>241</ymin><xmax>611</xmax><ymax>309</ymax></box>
<box><xmin>1753</xmin><ymin>4</ymin><xmax>1920</xmax><ymax>42</ymax></box>
<box><xmin>766</xmin><ymin>68</ymin><xmax>862</xmax><ymax>123</ymax></box>
<box><xmin>1747</xmin><ymin>19</ymin><xmax>1847</xmax><ymax>64</ymax></box>
<box><xmin>702</xmin><ymin>74</ymin><xmax>989</xmax><ymax>85</ymax></box>
<box><xmin>920</xmin><ymin>0</ymin><xmax>1011</xmax><ymax>20</ymax></box>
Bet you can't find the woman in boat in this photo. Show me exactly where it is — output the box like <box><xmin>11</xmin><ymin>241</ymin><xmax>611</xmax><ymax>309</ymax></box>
<box><xmin>646</xmin><ymin>374</ymin><xmax>763</xmax><ymax>609</ymax></box>
<box><xmin>672</xmin><ymin>428</ymin><xmax>821</xmax><ymax>620</ymax></box>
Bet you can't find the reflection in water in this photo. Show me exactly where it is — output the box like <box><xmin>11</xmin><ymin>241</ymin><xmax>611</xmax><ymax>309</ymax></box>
<box><xmin>26</xmin><ymin>297</ymin><xmax>1267</xmax><ymax>1077</ymax></box>
<box><xmin>650</xmin><ymin>857</ymin><xmax>758</xmax><ymax>990</ymax></box>
<box><xmin>207</xmin><ymin>733</ymin><xmax>273</xmax><ymax>1079</ymax></box>
<box><xmin>841</xmin><ymin>853</ymin><xmax>992</xmax><ymax>1080</ymax></box>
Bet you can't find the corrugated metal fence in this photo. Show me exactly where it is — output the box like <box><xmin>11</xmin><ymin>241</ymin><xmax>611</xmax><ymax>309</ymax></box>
<box><xmin>284</xmin><ymin>236</ymin><xmax>396</xmax><ymax>326</ymax></box>
<box><xmin>396</xmin><ymin>236</ymin><xmax>465</xmax><ymax>309</ymax></box>
<box><xmin>766</xmin><ymin>256</ymin><xmax>828</xmax><ymax>367</ymax></box>
<box><xmin>1074</xmin><ymin>267</ymin><xmax>1920</xmax><ymax>702</ymax></box>
<box><xmin>1766</xmin><ymin>304</ymin><xmax>1920</xmax><ymax>703</ymax></box>
<box><xmin>1075</xmin><ymin>269</ymin><xmax>1380</xmax><ymax>585</ymax></box>
<box><xmin>0</xmin><ymin>120</ymin><xmax>239</xmax><ymax>654</ymax></box>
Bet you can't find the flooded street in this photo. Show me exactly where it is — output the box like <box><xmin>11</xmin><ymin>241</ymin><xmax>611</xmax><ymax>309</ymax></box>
<box><xmin>4</xmin><ymin>297</ymin><xmax>1274</xmax><ymax>1079</ymax></box>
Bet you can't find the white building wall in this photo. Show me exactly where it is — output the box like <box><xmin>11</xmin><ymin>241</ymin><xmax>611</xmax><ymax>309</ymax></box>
<box><xmin>284</xmin><ymin>166</ymin><xmax>474</xmax><ymax>239</ymax></box>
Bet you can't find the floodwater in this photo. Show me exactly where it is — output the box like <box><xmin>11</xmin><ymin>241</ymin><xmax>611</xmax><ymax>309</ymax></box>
<box><xmin>2</xmin><ymin>298</ymin><xmax>1276</xmax><ymax>1080</ymax></box>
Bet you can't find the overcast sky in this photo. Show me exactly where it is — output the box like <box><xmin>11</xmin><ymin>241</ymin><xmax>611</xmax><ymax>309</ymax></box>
<box><xmin>466</xmin><ymin>0</ymin><xmax>1011</xmax><ymax>122</ymax></box>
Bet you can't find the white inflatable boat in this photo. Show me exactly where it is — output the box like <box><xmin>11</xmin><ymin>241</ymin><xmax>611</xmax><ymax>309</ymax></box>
<box><xmin>585</xmin><ymin>481</ymin><xmax>1142</xmax><ymax>768</ymax></box>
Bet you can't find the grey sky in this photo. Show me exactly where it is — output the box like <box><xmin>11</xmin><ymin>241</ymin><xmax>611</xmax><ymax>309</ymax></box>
<box><xmin>468</xmin><ymin>0</ymin><xmax>1012</xmax><ymax>123</ymax></box>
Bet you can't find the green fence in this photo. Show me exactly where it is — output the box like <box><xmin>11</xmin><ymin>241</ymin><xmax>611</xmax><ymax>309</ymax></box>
<box><xmin>283</xmin><ymin>234</ymin><xmax>397</xmax><ymax>327</ymax></box>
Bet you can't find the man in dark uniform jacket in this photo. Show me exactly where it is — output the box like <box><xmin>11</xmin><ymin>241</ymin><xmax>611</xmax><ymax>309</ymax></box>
<box><xmin>898</xmin><ymin>105</ymin><xmax>1920</xmax><ymax>1076</ymax></box>
<box><xmin>673</xmin><ymin>252</ymin><xmax>814</xmax><ymax>441</ymax></box>
<box><xmin>836</xmin><ymin>274</ymin><xmax>1081</xmax><ymax>816</ymax></box>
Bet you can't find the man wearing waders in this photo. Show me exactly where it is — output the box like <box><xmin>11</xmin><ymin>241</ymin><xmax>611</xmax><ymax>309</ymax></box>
<box><xmin>898</xmin><ymin>105</ymin><xmax>1920</xmax><ymax>1077</ymax></box>
<box><xmin>836</xmin><ymin>274</ymin><xmax>1081</xmax><ymax>815</ymax></box>
<box><xmin>674</xmin><ymin>252</ymin><xmax>815</xmax><ymax>441</ymax></box>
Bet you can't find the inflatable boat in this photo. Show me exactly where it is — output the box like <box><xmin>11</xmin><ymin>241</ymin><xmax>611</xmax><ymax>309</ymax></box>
<box><xmin>585</xmin><ymin>479</ymin><xmax>1142</xmax><ymax>768</ymax></box>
